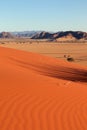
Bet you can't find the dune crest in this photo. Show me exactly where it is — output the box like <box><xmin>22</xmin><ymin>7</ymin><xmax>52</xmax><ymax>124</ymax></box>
<box><xmin>0</xmin><ymin>46</ymin><xmax>87</xmax><ymax>130</ymax></box>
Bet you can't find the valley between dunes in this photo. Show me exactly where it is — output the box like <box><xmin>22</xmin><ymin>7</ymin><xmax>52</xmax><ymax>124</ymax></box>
<box><xmin>0</xmin><ymin>46</ymin><xmax>87</xmax><ymax>130</ymax></box>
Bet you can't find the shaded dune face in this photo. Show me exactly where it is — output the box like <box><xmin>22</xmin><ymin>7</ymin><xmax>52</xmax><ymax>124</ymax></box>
<box><xmin>8</xmin><ymin>57</ymin><xmax>87</xmax><ymax>83</ymax></box>
<box><xmin>33</xmin><ymin>65</ymin><xmax>87</xmax><ymax>83</ymax></box>
<box><xmin>0</xmin><ymin>46</ymin><xmax>87</xmax><ymax>130</ymax></box>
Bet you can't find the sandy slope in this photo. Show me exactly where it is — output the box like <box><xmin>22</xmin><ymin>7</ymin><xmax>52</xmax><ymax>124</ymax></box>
<box><xmin>1</xmin><ymin>42</ymin><xmax>87</xmax><ymax>66</ymax></box>
<box><xmin>0</xmin><ymin>46</ymin><xmax>87</xmax><ymax>130</ymax></box>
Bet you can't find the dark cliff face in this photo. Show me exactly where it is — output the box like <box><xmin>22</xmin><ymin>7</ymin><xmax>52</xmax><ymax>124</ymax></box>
<box><xmin>32</xmin><ymin>31</ymin><xmax>53</xmax><ymax>39</ymax></box>
<box><xmin>31</xmin><ymin>31</ymin><xmax>87</xmax><ymax>40</ymax></box>
<box><xmin>0</xmin><ymin>32</ymin><xmax>15</xmax><ymax>38</ymax></box>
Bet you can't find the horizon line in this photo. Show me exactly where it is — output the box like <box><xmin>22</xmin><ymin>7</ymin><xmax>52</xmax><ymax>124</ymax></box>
<box><xmin>0</xmin><ymin>30</ymin><xmax>87</xmax><ymax>33</ymax></box>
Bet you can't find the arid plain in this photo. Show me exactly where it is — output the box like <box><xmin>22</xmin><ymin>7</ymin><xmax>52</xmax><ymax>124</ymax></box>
<box><xmin>0</xmin><ymin>39</ymin><xmax>87</xmax><ymax>130</ymax></box>
<box><xmin>0</xmin><ymin>39</ymin><xmax>87</xmax><ymax>66</ymax></box>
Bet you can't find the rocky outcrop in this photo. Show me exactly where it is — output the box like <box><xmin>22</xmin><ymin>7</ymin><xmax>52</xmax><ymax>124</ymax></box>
<box><xmin>31</xmin><ymin>31</ymin><xmax>87</xmax><ymax>40</ymax></box>
<box><xmin>0</xmin><ymin>32</ymin><xmax>15</xmax><ymax>38</ymax></box>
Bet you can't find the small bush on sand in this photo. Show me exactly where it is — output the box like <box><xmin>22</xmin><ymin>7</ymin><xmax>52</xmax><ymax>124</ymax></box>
<box><xmin>64</xmin><ymin>55</ymin><xmax>75</xmax><ymax>62</ymax></box>
<box><xmin>67</xmin><ymin>57</ymin><xmax>74</xmax><ymax>62</ymax></box>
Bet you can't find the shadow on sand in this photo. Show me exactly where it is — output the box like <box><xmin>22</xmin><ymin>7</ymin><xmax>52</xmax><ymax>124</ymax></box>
<box><xmin>9</xmin><ymin>57</ymin><xmax>87</xmax><ymax>83</ymax></box>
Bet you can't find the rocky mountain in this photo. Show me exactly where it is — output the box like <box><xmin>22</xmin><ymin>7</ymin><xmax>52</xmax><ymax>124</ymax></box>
<box><xmin>0</xmin><ymin>32</ymin><xmax>15</xmax><ymax>38</ymax></box>
<box><xmin>31</xmin><ymin>31</ymin><xmax>53</xmax><ymax>39</ymax></box>
<box><xmin>31</xmin><ymin>31</ymin><xmax>87</xmax><ymax>40</ymax></box>
<box><xmin>0</xmin><ymin>31</ymin><xmax>87</xmax><ymax>40</ymax></box>
<box><xmin>12</xmin><ymin>31</ymin><xmax>42</xmax><ymax>38</ymax></box>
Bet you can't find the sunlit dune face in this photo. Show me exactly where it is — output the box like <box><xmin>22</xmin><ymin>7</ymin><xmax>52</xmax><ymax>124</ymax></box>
<box><xmin>0</xmin><ymin>46</ymin><xmax>87</xmax><ymax>130</ymax></box>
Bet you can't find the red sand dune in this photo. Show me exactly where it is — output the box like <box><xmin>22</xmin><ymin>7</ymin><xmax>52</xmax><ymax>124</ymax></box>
<box><xmin>0</xmin><ymin>46</ymin><xmax>87</xmax><ymax>130</ymax></box>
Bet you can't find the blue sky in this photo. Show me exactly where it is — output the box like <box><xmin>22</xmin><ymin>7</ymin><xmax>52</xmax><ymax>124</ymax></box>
<box><xmin>0</xmin><ymin>0</ymin><xmax>87</xmax><ymax>32</ymax></box>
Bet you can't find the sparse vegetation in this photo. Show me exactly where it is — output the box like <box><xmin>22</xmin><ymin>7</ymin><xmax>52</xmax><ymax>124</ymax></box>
<box><xmin>67</xmin><ymin>57</ymin><xmax>74</xmax><ymax>62</ymax></box>
<box><xmin>64</xmin><ymin>55</ymin><xmax>75</xmax><ymax>62</ymax></box>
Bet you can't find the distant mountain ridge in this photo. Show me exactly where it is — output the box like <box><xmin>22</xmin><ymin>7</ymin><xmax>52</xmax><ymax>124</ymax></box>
<box><xmin>31</xmin><ymin>31</ymin><xmax>53</xmax><ymax>39</ymax></box>
<box><xmin>31</xmin><ymin>31</ymin><xmax>87</xmax><ymax>40</ymax></box>
<box><xmin>0</xmin><ymin>31</ymin><xmax>87</xmax><ymax>41</ymax></box>
<box><xmin>0</xmin><ymin>32</ymin><xmax>15</xmax><ymax>38</ymax></box>
<box><xmin>12</xmin><ymin>31</ymin><xmax>42</xmax><ymax>38</ymax></box>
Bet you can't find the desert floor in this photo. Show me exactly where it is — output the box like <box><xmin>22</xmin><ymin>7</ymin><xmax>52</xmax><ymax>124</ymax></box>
<box><xmin>0</xmin><ymin>41</ymin><xmax>87</xmax><ymax>66</ymax></box>
<box><xmin>0</xmin><ymin>41</ymin><xmax>87</xmax><ymax>130</ymax></box>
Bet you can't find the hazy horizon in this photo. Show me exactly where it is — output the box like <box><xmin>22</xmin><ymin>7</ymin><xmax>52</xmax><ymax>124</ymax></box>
<box><xmin>0</xmin><ymin>30</ymin><xmax>87</xmax><ymax>33</ymax></box>
<box><xmin>0</xmin><ymin>0</ymin><xmax>87</xmax><ymax>32</ymax></box>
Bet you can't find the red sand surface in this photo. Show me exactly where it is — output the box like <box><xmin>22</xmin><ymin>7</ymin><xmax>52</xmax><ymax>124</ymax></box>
<box><xmin>0</xmin><ymin>46</ymin><xmax>87</xmax><ymax>130</ymax></box>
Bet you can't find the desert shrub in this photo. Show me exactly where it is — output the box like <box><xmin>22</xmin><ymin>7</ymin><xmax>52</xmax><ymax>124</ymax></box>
<box><xmin>67</xmin><ymin>57</ymin><xmax>74</xmax><ymax>62</ymax></box>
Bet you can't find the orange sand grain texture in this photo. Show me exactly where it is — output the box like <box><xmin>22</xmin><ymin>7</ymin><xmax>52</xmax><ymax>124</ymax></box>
<box><xmin>0</xmin><ymin>46</ymin><xmax>87</xmax><ymax>130</ymax></box>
